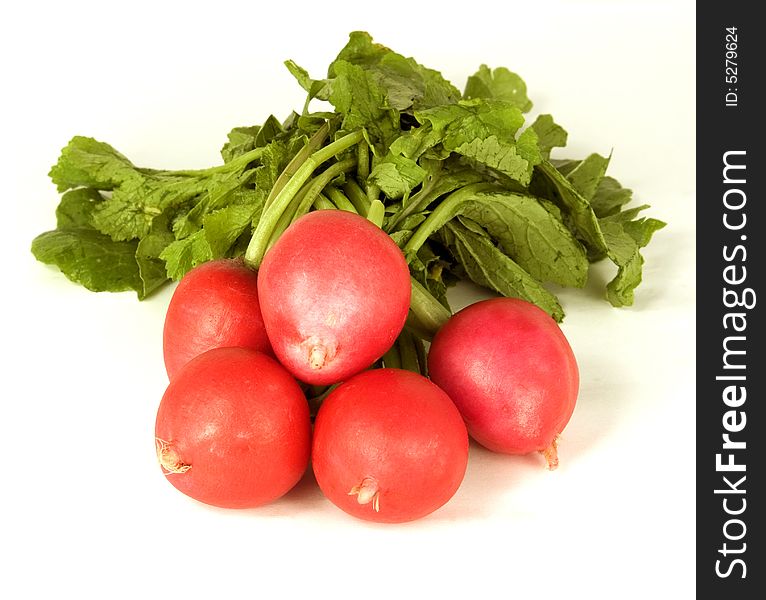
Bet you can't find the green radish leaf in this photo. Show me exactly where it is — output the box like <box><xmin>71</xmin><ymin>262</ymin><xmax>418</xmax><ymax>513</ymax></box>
<box><xmin>415</xmin><ymin>99</ymin><xmax>541</xmax><ymax>185</ymax></box>
<box><xmin>408</xmin><ymin>241</ymin><xmax>452</xmax><ymax>310</ymax></box>
<box><xmin>530</xmin><ymin>114</ymin><xmax>568</xmax><ymax>160</ymax></box>
<box><xmin>369</xmin><ymin>153</ymin><xmax>427</xmax><ymax>199</ymax></box>
<box><xmin>463</xmin><ymin>64</ymin><xmax>533</xmax><ymax>112</ymax></box>
<box><xmin>32</xmin><ymin>229</ymin><xmax>144</xmax><ymax>295</ymax></box>
<box><xmin>91</xmin><ymin>176</ymin><xmax>207</xmax><ymax>241</ymax></box>
<box><xmin>220</xmin><ymin>126</ymin><xmax>261</xmax><ymax>163</ymax></box>
<box><xmin>203</xmin><ymin>200</ymin><xmax>263</xmax><ymax>258</ymax></box>
<box><xmin>32</xmin><ymin>30</ymin><xmax>665</xmax><ymax>311</ymax></box>
<box><xmin>302</xmin><ymin>31</ymin><xmax>461</xmax><ymax>152</ymax></box>
<box><xmin>49</xmin><ymin>136</ymin><xmax>141</xmax><ymax>193</ymax></box>
<box><xmin>441</xmin><ymin>219</ymin><xmax>564</xmax><ymax>321</ymax></box>
<box><xmin>461</xmin><ymin>192</ymin><xmax>589</xmax><ymax>287</ymax></box>
<box><xmin>531</xmin><ymin>160</ymin><xmax>609</xmax><ymax>257</ymax></box>
<box><xmin>171</xmin><ymin>169</ymin><xmax>253</xmax><ymax>239</ymax></box>
<box><xmin>326</xmin><ymin>59</ymin><xmax>400</xmax><ymax>150</ymax></box>
<box><xmin>600</xmin><ymin>217</ymin><xmax>666</xmax><ymax>307</ymax></box>
<box><xmin>403</xmin><ymin>184</ymin><xmax>587</xmax><ymax>288</ymax></box>
<box><xmin>591</xmin><ymin>175</ymin><xmax>634</xmax><ymax>218</ymax></box>
<box><xmin>388</xmin><ymin>125</ymin><xmax>444</xmax><ymax>161</ymax></box>
<box><xmin>255</xmin><ymin>115</ymin><xmax>286</xmax><ymax>147</ymax></box>
<box><xmin>284</xmin><ymin>59</ymin><xmax>333</xmax><ymax>104</ymax></box>
<box><xmin>135</xmin><ymin>214</ymin><xmax>173</xmax><ymax>298</ymax></box>
<box><xmin>600</xmin><ymin>209</ymin><xmax>666</xmax><ymax>307</ymax></box>
<box><xmin>330</xmin><ymin>31</ymin><xmax>461</xmax><ymax>111</ymax></box>
<box><xmin>566</xmin><ymin>153</ymin><xmax>611</xmax><ymax>202</ymax></box>
<box><xmin>32</xmin><ymin>189</ymin><xmax>150</xmax><ymax>297</ymax></box>
<box><xmin>54</xmin><ymin>187</ymin><xmax>103</xmax><ymax>228</ymax></box>
<box><xmin>159</xmin><ymin>230</ymin><xmax>213</xmax><ymax>280</ymax></box>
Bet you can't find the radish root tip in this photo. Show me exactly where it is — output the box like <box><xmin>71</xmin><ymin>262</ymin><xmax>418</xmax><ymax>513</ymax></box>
<box><xmin>348</xmin><ymin>476</ymin><xmax>381</xmax><ymax>512</ymax></box>
<box><xmin>540</xmin><ymin>436</ymin><xmax>560</xmax><ymax>470</ymax></box>
<box><xmin>155</xmin><ymin>438</ymin><xmax>192</xmax><ymax>474</ymax></box>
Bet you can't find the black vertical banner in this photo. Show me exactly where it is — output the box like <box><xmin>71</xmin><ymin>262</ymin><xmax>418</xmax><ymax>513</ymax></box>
<box><xmin>697</xmin><ymin>4</ymin><xmax>763</xmax><ymax>596</ymax></box>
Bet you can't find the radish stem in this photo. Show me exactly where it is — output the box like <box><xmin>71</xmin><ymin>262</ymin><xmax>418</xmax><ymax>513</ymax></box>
<box><xmin>265</xmin><ymin>122</ymin><xmax>330</xmax><ymax>210</ymax></box>
<box><xmin>141</xmin><ymin>145</ymin><xmax>266</xmax><ymax>178</ymax></box>
<box><xmin>402</xmin><ymin>183</ymin><xmax>497</xmax><ymax>259</ymax></box>
<box><xmin>366</xmin><ymin>182</ymin><xmax>380</xmax><ymax>204</ymax></box>
<box><xmin>413</xmin><ymin>332</ymin><xmax>428</xmax><ymax>376</ymax></box>
<box><xmin>357</xmin><ymin>140</ymin><xmax>370</xmax><ymax>181</ymax></box>
<box><xmin>384</xmin><ymin>166</ymin><xmax>441</xmax><ymax>232</ymax></box>
<box><xmin>312</xmin><ymin>193</ymin><xmax>335</xmax><ymax>211</ymax></box>
<box><xmin>397</xmin><ymin>329</ymin><xmax>420</xmax><ymax>373</ymax></box>
<box><xmin>244</xmin><ymin>130</ymin><xmax>364</xmax><ymax>269</ymax></box>
<box><xmin>366</xmin><ymin>199</ymin><xmax>385</xmax><ymax>228</ymax></box>
<box><xmin>409</xmin><ymin>277</ymin><xmax>451</xmax><ymax>335</ymax></box>
<box><xmin>405</xmin><ymin>313</ymin><xmax>436</xmax><ymax>341</ymax></box>
<box><xmin>325</xmin><ymin>186</ymin><xmax>357</xmax><ymax>213</ymax></box>
<box><xmin>265</xmin><ymin>185</ymin><xmax>310</xmax><ymax>252</ymax></box>
<box><xmin>343</xmin><ymin>179</ymin><xmax>371</xmax><ymax>215</ymax></box>
<box><xmin>382</xmin><ymin>343</ymin><xmax>402</xmax><ymax>369</ymax></box>
<box><xmin>290</xmin><ymin>158</ymin><xmax>357</xmax><ymax>225</ymax></box>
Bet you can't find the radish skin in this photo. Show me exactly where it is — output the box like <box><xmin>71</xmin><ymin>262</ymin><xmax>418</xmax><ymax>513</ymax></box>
<box><xmin>257</xmin><ymin>211</ymin><xmax>411</xmax><ymax>385</ymax></box>
<box><xmin>428</xmin><ymin>297</ymin><xmax>579</xmax><ymax>468</ymax></box>
<box><xmin>162</xmin><ymin>258</ymin><xmax>272</xmax><ymax>380</ymax></box>
<box><xmin>155</xmin><ymin>347</ymin><xmax>311</xmax><ymax>508</ymax></box>
<box><xmin>312</xmin><ymin>369</ymin><xmax>469</xmax><ymax>523</ymax></box>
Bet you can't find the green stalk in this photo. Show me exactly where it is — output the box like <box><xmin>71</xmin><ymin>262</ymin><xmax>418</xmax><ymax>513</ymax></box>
<box><xmin>244</xmin><ymin>130</ymin><xmax>364</xmax><ymax>269</ymax></box>
<box><xmin>264</xmin><ymin>122</ymin><xmax>330</xmax><ymax>210</ymax></box>
<box><xmin>366</xmin><ymin>199</ymin><xmax>385</xmax><ymax>228</ymax></box>
<box><xmin>325</xmin><ymin>186</ymin><xmax>357</xmax><ymax>213</ymax></box>
<box><xmin>265</xmin><ymin>185</ymin><xmax>311</xmax><ymax>252</ymax></box>
<box><xmin>143</xmin><ymin>146</ymin><xmax>266</xmax><ymax>178</ymax></box>
<box><xmin>265</xmin><ymin>157</ymin><xmax>355</xmax><ymax>248</ymax></box>
<box><xmin>343</xmin><ymin>179</ymin><xmax>371</xmax><ymax>215</ymax></box>
<box><xmin>409</xmin><ymin>277</ymin><xmax>451</xmax><ymax>336</ymax></box>
<box><xmin>381</xmin><ymin>343</ymin><xmax>402</xmax><ymax>369</ymax></box>
<box><xmin>366</xmin><ymin>182</ymin><xmax>381</xmax><ymax>205</ymax></box>
<box><xmin>413</xmin><ymin>333</ymin><xmax>428</xmax><ymax>377</ymax></box>
<box><xmin>402</xmin><ymin>183</ymin><xmax>496</xmax><ymax>258</ymax></box>
<box><xmin>405</xmin><ymin>313</ymin><xmax>436</xmax><ymax>341</ymax></box>
<box><xmin>290</xmin><ymin>158</ymin><xmax>356</xmax><ymax>225</ymax></box>
<box><xmin>357</xmin><ymin>140</ymin><xmax>370</xmax><ymax>181</ymax></box>
<box><xmin>313</xmin><ymin>193</ymin><xmax>335</xmax><ymax>211</ymax></box>
<box><xmin>365</xmin><ymin>149</ymin><xmax>380</xmax><ymax>200</ymax></box>
<box><xmin>385</xmin><ymin>170</ymin><xmax>441</xmax><ymax>232</ymax></box>
<box><xmin>397</xmin><ymin>330</ymin><xmax>421</xmax><ymax>374</ymax></box>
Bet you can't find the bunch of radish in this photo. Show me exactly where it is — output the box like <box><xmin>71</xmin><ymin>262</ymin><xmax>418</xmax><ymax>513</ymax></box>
<box><xmin>27</xmin><ymin>31</ymin><xmax>663</xmax><ymax>523</ymax></box>
<box><xmin>155</xmin><ymin>205</ymin><xmax>579</xmax><ymax>523</ymax></box>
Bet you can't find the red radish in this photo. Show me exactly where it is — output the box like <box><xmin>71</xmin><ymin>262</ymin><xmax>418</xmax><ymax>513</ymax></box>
<box><xmin>312</xmin><ymin>368</ymin><xmax>469</xmax><ymax>523</ymax></box>
<box><xmin>155</xmin><ymin>347</ymin><xmax>311</xmax><ymax>509</ymax></box>
<box><xmin>428</xmin><ymin>297</ymin><xmax>579</xmax><ymax>469</ymax></box>
<box><xmin>163</xmin><ymin>258</ymin><xmax>272</xmax><ymax>380</ymax></box>
<box><xmin>257</xmin><ymin>210</ymin><xmax>411</xmax><ymax>385</ymax></box>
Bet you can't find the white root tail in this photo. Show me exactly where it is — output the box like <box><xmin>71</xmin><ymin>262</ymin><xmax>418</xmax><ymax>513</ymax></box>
<box><xmin>309</xmin><ymin>345</ymin><xmax>327</xmax><ymax>370</ymax></box>
<box><xmin>540</xmin><ymin>436</ymin><xmax>560</xmax><ymax>471</ymax></box>
<box><xmin>155</xmin><ymin>438</ymin><xmax>192</xmax><ymax>474</ymax></box>
<box><xmin>300</xmin><ymin>336</ymin><xmax>336</xmax><ymax>371</ymax></box>
<box><xmin>348</xmin><ymin>476</ymin><xmax>381</xmax><ymax>512</ymax></box>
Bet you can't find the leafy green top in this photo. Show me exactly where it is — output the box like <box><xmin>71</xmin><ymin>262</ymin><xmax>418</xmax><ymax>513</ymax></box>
<box><xmin>32</xmin><ymin>30</ymin><xmax>665</xmax><ymax>325</ymax></box>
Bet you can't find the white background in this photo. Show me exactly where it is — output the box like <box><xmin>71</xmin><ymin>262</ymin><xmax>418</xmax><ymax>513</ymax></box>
<box><xmin>2</xmin><ymin>1</ymin><xmax>695</xmax><ymax>598</ymax></box>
